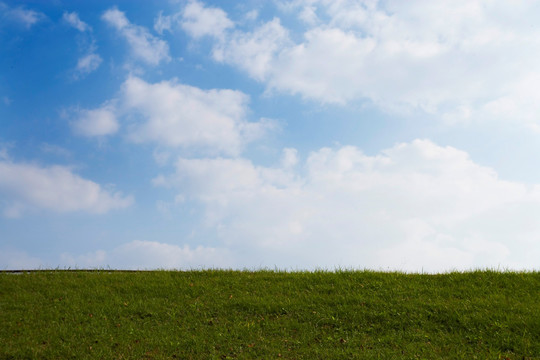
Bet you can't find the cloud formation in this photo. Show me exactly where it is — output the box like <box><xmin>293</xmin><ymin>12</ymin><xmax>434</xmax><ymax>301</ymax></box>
<box><xmin>74</xmin><ymin>76</ymin><xmax>274</xmax><ymax>154</ymax></box>
<box><xmin>183</xmin><ymin>0</ymin><xmax>540</xmax><ymax>127</ymax></box>
<box><xmin>0</xmin><ymin>159</ymin><xmax>133</xmax><ymax>217</ymax></box>
<box><xmin>154</xmin><ymin>11</ymin><xmax>173</xmax><ymax>35</ymax></box>
<box><xmin>63</xmin><ymin>11</ymin><xmax>90</xmax><ymax>32</ymax></box>
<box><xmin>181</xmin><ymin>0</ymin><xmax>233</xmax><ymax>39</ymax></box>
<box><xmin>212</xmin><ymin>18</ymin><xmax>290</xmax><ymax>82</ymax></box>
<box><xmin>71</xmin><ymin>103</ymin><xmax>119</xmax><ymax>137</ymax></box>
<box><xmin>61</xmin><ymin>241</ymin><xmax>233</xmax><ymax>269</ymax></box>
<box><xmin>63</xmin><ymin>11</ymin><xmax>102</xmax><ymax>78</ymax></box>
<box><xmin>153</xmin><ymin>139</ymin><xmax>540</xmax><ymax>272</ymax></box>
<box><xmin>0</xmin><ymin>249</ymin><xmax>44</xmax><ymax>269</ymax></box>
<box><xmin>122</xmin><ymin>76</ymin><xmax>272</xmax><ymax>155</ymax></box>
<box><xmin>0</xmin><ymin>2</ymin><xmax>45</xmax><ymax>29</ymax></box>
<box><xmin>102</xmin><ymin>7</ymin><xmax>170</xmax><ymax>65</ymax></box>
<box><xmin>75</xmin><ymin>53</ymin><xmax>102</xmax><ymax>76</ymax></box>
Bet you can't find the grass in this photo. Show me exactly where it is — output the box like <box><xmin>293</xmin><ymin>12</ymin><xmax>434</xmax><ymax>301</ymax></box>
<box><xmin>1</xmin><ymin>270</ymin><xmax>540</xmax><ymax>359</ymax></box>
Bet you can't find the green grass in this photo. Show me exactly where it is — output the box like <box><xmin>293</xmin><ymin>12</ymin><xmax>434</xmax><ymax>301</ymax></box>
<box><xmin>1</xmin><ymin>270</ymin><xmax>540</xmax><ymax>359</ymax></box>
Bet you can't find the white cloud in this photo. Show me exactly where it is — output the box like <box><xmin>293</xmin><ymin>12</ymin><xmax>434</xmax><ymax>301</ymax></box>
<box><xmin>245</xmin><ymin>10</ymin><xmax>259</xmax><ymax>21</ymax></box>
<box><xmin>282</xmin><ymin>148</ymin><xmax>299</xmax><ymax>168</ymax></box>
<box><xmin>298</xmin><ymin>5</ymin><xmax>318</xmax><ymax>25</ymax></box>
<box><xmin>71</xmin><ymin>103</ymin><xmax>118</xmax><ymax>137</ymax></box>
<box><xmin>69</xmin><ymin>76</ymin><xmax>273</xmax><ymax>154</ymax></box>
<box><xmin>61</xmin><ymin>241</ymin><xmax>233</xmax><ymax>269</ymax></box>
<box><xmin>63</xmin><ymin>11</ymin><xmax>90</xmax><ymax>32</ymax></box>
<box><xmin>76</xmin><ymin>53</ymin><xmax>102</xmax><ymax>77</ymax></box>
<box><xmin>212</xmin><ymin>18</ymin><xmax>290</xmax><ymax>81</ymax></box>
<box><xmin>181</xmin><ymin>0</ymin><xmax>233</xmax><ymax>39</ymax></box>
<box><xmin>0</xmin><ymin>159</ymin><xmax>133</xmax><ymax>217</ymax></box>
<box><xmin>154</xmin><ymin>11</ymin><xmax>173</xmax><ymax>34</ymax></box>
<box><xmin>1</xmin><ymin>3</ymin><xmax>45</xmax><ymax>29</ymax></box>
<box><xmin>63</xmin><ymin>12</ymin><xmax>101</xmax><ymax>78</ymax></box>
<box><xmin>185</xmin><ymin>0</ymin><xmax>540</xmax><ymax>126</ymax></box>
<box><xmin>270</xmin><ymin>27</ymin><xmax>376</xmax><ymax>104</ymax></box>
<box><xmin>154</xmin><ymin>139</ymin><xmax>540</xmax><ymax>272</ymax></box>
<box><xmin>102</xmin><ymin>7</ymin><xmax>170</xmax><ymax>65</ymax></box>
<box><xmin>121</xmin><ymin>76</ymin><xmax>272</xmax><ymax>155</ymax></box>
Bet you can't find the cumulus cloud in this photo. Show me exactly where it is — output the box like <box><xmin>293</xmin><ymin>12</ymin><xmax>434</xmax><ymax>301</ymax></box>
<box><xmin>0</xmin><ymin>159</ymin><xmax>133</xmax><ymax>217</ymax></box>
<box><xmin>213</xmin><ymin>18</ymin><xmax>290</xmax><ymax>81</ymax></box>
<box><xmin>121</xmin><ymin>76</ymin><xmax>273</xmax><ymax>155</ymax></box>
<box><xmin>63</xmin><ymin>11</ymin><xmax>90</xmax><ymax>32</ymax></box>
<box><xmin>71</xmin><ymin>76</ymin><xmax>274</xmax><ymax>154</ymax></box>
<box><xmin>71</xmin><ymin>103</ymin><xmax>119</xmax><ymax>137</ymax></box>
<box><xmin>102</xmin><ymin>7</ymin><xmax>170</xmax><ymax>65</ymax></box>
<box><xmin>181</xmin><ymin>0</ymin><xmax>233</xmax><ymax>39</ymax></box>
<box><xmin>184</xmin><ymin>0</ymin><xmax>540</xmax><ymax>126</ymax></box>
<box><xmin>153</xmin><ymin>139</ymin><xmax>540</xmax><ymax>272</ymax></box>
<box><xmin>61</xmin><ymin>241</ymin><xmax>233</xmax><ymax>269</ymax></box>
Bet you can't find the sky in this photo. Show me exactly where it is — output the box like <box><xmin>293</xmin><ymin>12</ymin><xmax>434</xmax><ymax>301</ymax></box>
<box><xmin>2</xmin><ymin>0</ymin><xmax>540</xmax><ymax>272</ymax></box>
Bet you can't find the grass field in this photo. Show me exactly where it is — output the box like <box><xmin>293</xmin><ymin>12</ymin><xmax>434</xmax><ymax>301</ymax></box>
<box><xmin>1</xmin><ymin>270</ymin><xmax>540</xmax><ymax>359</ymax></box>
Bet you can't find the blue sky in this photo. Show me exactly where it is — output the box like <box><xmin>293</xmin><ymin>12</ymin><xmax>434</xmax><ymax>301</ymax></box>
<box><xmin>3</xmin><ymin>0</ymin><xmax>540</xmax><ymax>272</ymax></box>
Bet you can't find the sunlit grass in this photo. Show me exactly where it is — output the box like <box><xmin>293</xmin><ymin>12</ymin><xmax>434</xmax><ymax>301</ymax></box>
<box><xmin>1</xmin><ymin>269</ymin><xmax>539</xmax><ymax>359</ymax></box>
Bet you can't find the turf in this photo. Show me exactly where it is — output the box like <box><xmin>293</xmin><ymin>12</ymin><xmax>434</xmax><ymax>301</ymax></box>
<box><xmin>1</xmin><ymin>270</ymin><xmax>540</xmax><ymax>359</ymax></box>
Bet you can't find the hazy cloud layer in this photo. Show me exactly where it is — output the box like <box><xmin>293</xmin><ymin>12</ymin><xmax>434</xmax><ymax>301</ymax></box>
<box><xmin>153</xmin><ymin>139</ymin><xmax>540</xmax><ymax>272</ymax></box>
<box><xmin>61</xmin><ymin>241</ymin><xmax>233</xmax><ymax>270</ymax></box>
<box><xmin>0</xmin><ymin>249</ymin><xmax>44</xmax><ymax>270</ymax></box>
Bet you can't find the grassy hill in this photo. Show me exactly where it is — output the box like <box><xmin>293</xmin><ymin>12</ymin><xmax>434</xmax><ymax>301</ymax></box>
<box><xmin>1</xmin><ymin>270</ymin><xmax>539</xmax><ymax>359</ymax></box>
